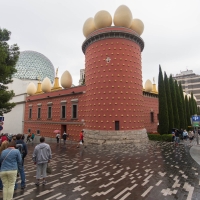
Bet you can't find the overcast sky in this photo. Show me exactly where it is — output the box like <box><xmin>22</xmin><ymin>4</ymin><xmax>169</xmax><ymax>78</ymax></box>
<box><xmin>1</xmin><ymin>0</ymin><xmax>200</xmax><ymax>86</ymax></box>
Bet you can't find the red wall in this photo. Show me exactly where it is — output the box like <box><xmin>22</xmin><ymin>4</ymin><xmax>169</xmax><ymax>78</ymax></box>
<box><xmin>143</xmin><ymin>94</ymin><xmax>158</xmax><ymax>132</ymax></box>
<box><xmin>24</xmin><ymin>86</ymin><xmax>86</xmax><ymax>141</ymax></box>
<box><xmin>85</xmin><ymin>38</ymin><xmax>144</xmax><ymax>131</ymax></box>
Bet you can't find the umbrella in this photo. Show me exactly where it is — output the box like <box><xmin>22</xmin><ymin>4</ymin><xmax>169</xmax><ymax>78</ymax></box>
<box><xmin>54</xmin><ymin>130</ymin><xmax>60</xmax><ymax>134</ymax></box>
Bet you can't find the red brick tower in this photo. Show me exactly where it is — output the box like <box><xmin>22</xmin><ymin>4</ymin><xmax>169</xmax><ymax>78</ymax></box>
<box><xmin>82</xmin><ymin>27</ymin><xmax>147</xmax><ymax>144</ymax></box>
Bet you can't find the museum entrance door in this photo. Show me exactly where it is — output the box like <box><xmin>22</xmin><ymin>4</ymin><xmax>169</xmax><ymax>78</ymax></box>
<box><xmin>61</xmin><ymin>125</ymin><xmax>67</xmax><ymax>136</ymax></box>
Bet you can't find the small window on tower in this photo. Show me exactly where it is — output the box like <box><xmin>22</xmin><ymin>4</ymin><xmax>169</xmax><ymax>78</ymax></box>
<box><xmin>115</xmin><ymin>121</ymin><xmax>120</xmax><ymax>130</ymax></box>
<box><xmin>150</xmin><ymin>112</ymin><xmax>154</xmax><ymax>123</ymax></box>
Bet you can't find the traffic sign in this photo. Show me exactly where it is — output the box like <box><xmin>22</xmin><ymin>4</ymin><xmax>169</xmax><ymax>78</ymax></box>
<box><xmin>0</xmin><ymin>121</ymin><xmax>3</xmax><ymax>126</ymax></box>
<box><xmin>192</xmin><ymin>116</ymin><xmax>200</xmax><ymax>121</ymax></box>
<box><xmin>0</xmin><ymin>116</ymin><xmax>4</xmax><ymax>121</ymax></box>
<box><xmin>0</xmin><ymin>126</ymin><xmax>3</xmax><ymax>131</ymax></box>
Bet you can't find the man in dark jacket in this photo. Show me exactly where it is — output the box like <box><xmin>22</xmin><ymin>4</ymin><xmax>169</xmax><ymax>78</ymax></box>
<box><xmin>62</xmin><ymin>132</ymin><xmax>68</xmax><ymax>144</ymax></box>
<box><xmin>16</xmin><ymin>134</ymin><xmax>27</xmax><ymax>189</ymax></box>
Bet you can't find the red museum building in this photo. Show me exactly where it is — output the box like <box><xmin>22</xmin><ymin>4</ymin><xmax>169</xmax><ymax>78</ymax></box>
<box><xmin>24</xmin><ymin>6</ymin><xmax>159</xmax><ymax>144</ymax></box>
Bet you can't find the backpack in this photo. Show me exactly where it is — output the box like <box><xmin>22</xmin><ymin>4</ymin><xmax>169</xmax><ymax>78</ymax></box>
<box><xmin>16</xmin><ymin>144</ymin><xmax>24</xmax><ymax>157</ymax></box>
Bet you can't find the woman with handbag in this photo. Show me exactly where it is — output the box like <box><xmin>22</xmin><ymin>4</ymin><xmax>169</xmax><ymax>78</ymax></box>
<box><xmin>0</xmin><ymin>141</ymin><xmax>22</xmax><ymax>200</ymax></box>
<box><xmin>0</xmin><ymin>141</ymin><xmax>9</xmax><ymax>191</ymax></box>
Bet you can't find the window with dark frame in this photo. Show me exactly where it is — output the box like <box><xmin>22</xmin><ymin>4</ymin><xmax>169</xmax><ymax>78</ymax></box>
<box><xmin>115</xmin><ymin>121</ymin><xmax>120</xmax><ymax>130</ymax></box>
<box><xmin>38</xmin><ymin>107</ymin><xmax>41</xmax><ymax>119</ymax></box>
<box><xmin>37</xmin><ymin>130</ymin><xmax>40</xmax><ymax>135</ymax></box>
<box><xmin>61</xmin><ymin>105</ymin><xmax>66</xmax><ymax>118</ymax></box>
<box><xmin>72</xmin><ymin>104</ymin><xmax>77</xmax><ymax>119</ymax></box>
<box><xmin>29</xmin><ymin>108</ymin><xmax>32</xmax><ymax>119</ymax></box>
<box><xmin>151</xmin><ymin>112</ymin><xmax>154</xmax><ymax>123</ymax></box>
<box><xmin>48</xmin><ymin>106</ymin><xmax>52</xmax><ymax>118</ymax></box>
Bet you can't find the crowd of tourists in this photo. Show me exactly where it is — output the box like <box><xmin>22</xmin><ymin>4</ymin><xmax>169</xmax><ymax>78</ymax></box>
<box><xmin>172</xmin><ymin>129</ymin><xmax>196</xmax><ymax>146</ymax></box>
<box><xmin>0</xmin><ymin>133</ymin><xmax>52</xmax><ymax>200</ymax></box>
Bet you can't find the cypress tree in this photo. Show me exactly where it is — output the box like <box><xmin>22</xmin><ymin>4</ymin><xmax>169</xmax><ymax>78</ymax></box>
<box><xmin>169</xmin><ymin>75</ymin><xmax>179</xmax><ymax>128</ymax></box>
<box><xmin>185</xmin><ymin>95</ymin><xmax>191</xmax><ymax>128</ymax></box>
<box><xmin>175</xmin><ymin>80</ymin><xmax>184</xmax><ymax>129</ymax></box>
<box><xmin>164</xmin><ymin>72</ymin><xmax>174</xmax><ymax>133</ymax></box>
<box><xmin>158</xmin><ymin>65</ymin><xmax>169</xmax><ymax>134</ymax></box>
<box><xmin>179</xmin><ymin>84</ymin><xmax>186</xmax><ymax>129</ymax></box>
<box><xmin>189</xmin><ymin>97</ymin><xmax>193</xmax><ymax>116</ymax></box>
<box><xmin>191</xmin><ymin>93</ymin><xmax>197</xmax><ymax>114</ymax></box>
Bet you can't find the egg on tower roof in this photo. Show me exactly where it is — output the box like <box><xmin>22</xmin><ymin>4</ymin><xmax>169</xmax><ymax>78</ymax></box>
<box><xmin>94</xmin><ymin>10</ymin><xmax>112</xmax><ymax>29</ymax></box>
<box><xmin>130</xmin><ymin>18</ymin><xmax>144</xmax><ymax>36</ymax></box>
<box><xmin>41</xmin><ymin>77</ymin><xmax>52</xmax><ymax>93</ymax></box>
<box><xmin>26</xmin><ymin>82</ymin><xmax>37</xmax><ymax>96</ymax></box>
<box><xmin>61</xmin><ymin>70</ymin><xmax>73</xmax><ymax>89</ymax></box>
<box><xmin>83</xmin><ymin>17</ymin><xmax>96</xmax><ymax>38</ymax></box>
<box><xmin>113</xmin><ymin>5</ymin><xmax>133</xmax><ymax>28</ymax></box>
<box><xmin>144</xmin><ymin>79</ymin><xmax>153</xmax><ymax>92</ymax></box>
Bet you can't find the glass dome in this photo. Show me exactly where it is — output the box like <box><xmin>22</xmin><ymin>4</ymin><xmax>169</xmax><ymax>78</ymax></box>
<box><xmin>13</xmin><ymin>51</ymin><xmax>55</xmax><ymax>83</ymax></box>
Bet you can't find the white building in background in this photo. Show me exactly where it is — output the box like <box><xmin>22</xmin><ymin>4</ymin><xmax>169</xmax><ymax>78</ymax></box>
<box><xmin>3</xmin><ymin>50</ymin><xmax>55</xmax><ymax>134</ymax></box>
<box><xmin>173</xmin><ymin>70</ymin><xmax>200</xmax><ymax>106</ymax></box>
<box><xmin>79</xmin><ymin>69</ymin><xmax>85</xmax><ymax>85</ymax></box>
<box><xmin>3</xmin><ymin>78</ymin><xmax>38</xmax><ymax>134</ymax></box>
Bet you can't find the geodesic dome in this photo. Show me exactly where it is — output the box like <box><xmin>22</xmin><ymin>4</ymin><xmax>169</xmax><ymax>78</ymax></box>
<box><xmin>13</xmin><ymin>51</ymin><xmax>55</xmax><ymax>83</ymax></box>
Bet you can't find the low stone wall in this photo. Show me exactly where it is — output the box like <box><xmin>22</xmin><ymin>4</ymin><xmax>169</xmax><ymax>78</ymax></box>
<box><xmin>84</xmin><ymin>129</ymin><xmax>149</xmax><ymax>145</ymax></box>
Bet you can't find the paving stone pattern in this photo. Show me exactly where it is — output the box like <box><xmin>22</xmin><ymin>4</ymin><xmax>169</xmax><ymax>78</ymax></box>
<box><xmin>1</xmin><ymin>140</ymin><xmax>200</xmax><ymax>200</ymax></box>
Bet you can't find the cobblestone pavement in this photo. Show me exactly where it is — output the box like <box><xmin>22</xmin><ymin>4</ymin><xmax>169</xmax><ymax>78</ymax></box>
<box><xmin>0</xmin><ymin>140</ymin><xmax>200</xmax><ymax>200</ymax></box>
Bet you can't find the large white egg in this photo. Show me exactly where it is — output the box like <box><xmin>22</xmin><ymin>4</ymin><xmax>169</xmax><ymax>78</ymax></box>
<box><xmin>61</xmin><ymin>70</ymin><xmax>73</xmax><ymax>89</ymax></box>
<box><xmin>41</xmin><ymin>77</ymin><xmax>51</xmax><ymax>93</ymax></box>
<box><xmin>144</xmin><ymin>79</ymin><xmax>153</xmax><ymax>92</ymax></box>
<box><xmin>94</xmin><ymin>10</ymin><xmax>112</xmax><ymax>29</ymax></box>
<box><xmin>83</xmin><ymin>17</ymin><xmax>96</xmax><ymax>38</ymax></box>
<box><xmin>130</xmin><ymin>18</ymin><xmax>144</xmax><ymax>36</ymax></box>
<box><xmin>113</xmin><ymin>5</ymin><xmax>132</xmax><ymax>28</ymax></box>
<box><xmin>26</xmin><ymin>82</ymin><xmax>37</xmax><ymax>95</ymax></box>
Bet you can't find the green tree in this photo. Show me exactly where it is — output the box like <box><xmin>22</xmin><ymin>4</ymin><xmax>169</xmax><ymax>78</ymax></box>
<box><xmin>188</xmin><ymin>97</ymin><xmax>193</xmax><ymax>116</ymax></box>
<box><xmin>158</xmin><ymin>66</ymin><xmax>169</xmax><ymax>134</ymax></box>
<box><xmin>175</xmin><ymin>80</ymin><xmax>184</xmax><ymax>129</ymax></box>
<box><xmin>0</xmin><ymin>28</ymin><xmax>19</xmax><ymax>115</ymax></box>
<box><xmin>169</xmin><ymin>75</ymin><xmax>179</xmax><ymax>128</ymax></box>
<box><xmin>164</xmin><ymin>72</ymin><xmax>174</xmax><ymax>133</ymax></box>
<box><xmin>179</xmin><ymin>84</ymin><xmax>186</xmax><ymax>129</ymax></box>
<box><xmin>185</xmin><ymin>95</ymin><xmax>191</xmax><ymax>127</ymax></box>
<box><xmin>191</xmin><ymin>93</ymin><xmax>197</xmax><ymax>114</ymax></box>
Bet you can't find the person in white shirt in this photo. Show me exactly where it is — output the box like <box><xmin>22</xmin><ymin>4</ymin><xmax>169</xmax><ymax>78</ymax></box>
<box><xmin>56</xmin><ymin>133</ymin><xmax>60</xmax><ymax>144</ymax></box>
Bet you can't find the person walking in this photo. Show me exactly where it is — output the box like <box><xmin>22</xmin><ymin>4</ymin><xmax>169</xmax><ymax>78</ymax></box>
<box><xmin>0</xmin><ymin>141</ymin><xmax>22</xmax><ymax>200</ymax></box>
<box><xmin>62</xmin><ymin>132</ymin><xmax>68</xmax><ymax>145</ymax></box>
<box><xmin>32</xmin><ymin>137</ymin><xmax>52</xmax><ymax>186</ymax></box>
<box><xmin>1</xmin><ymin>133</ymin><xmax>8</xmax><ymax>143</ymax></box>
<box><xmin>26</xmin><ymin>133</ymin><xmax>31</xmax><ymax>143</ymax></box>
<box><xmin>174</xmin><ymin>130</ymin><xmax>180</xmax><ymax>146</ymax></box>
<box><xmin>56</xmin><ymin>133</ymin><xmax>60</xmax><ymax>144</ymax></box>
<box><xmin>77</xmin><ymin>130</ymin><xmax>86</xmax><ymax>148</ymax></box>
<box><xmin>189</xmin><ymin>131</ymin><xmax>194</xmax><ymax>143</ymax></box>
<box><xmin>16</xmin><ymin>134</ymin><xmax>27</xmax><ymax>189</ymax></box>
<box><xmin>0</xmin><ymin>141</ymin><xmax>9</xmax><ymax>191</ymax></box>
<box><xmin>31</xmin><ymin>133</ymin><xmax>35</xmax><ymax>143</ymax></box>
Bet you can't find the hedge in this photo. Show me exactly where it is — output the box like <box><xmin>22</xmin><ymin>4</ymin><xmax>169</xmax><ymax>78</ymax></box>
<box><xmin>148</xmin><ymin>134</ymin><xmax>172</xmax><ymax>142</ymax></box>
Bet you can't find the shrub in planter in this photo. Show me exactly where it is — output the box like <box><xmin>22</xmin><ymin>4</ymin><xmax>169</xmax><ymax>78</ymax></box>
<box><xmin>148</xmin><ymin>134</ymin><xmax>172</xmax><ymax>142</ymax></box>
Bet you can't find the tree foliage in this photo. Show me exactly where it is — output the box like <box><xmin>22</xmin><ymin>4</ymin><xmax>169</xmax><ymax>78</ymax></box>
<box><xmin>0</xmin><ymin>28</ymin><xmax>19</xmax><ymax>115</ymax></box>
<box><xmin>164</xmin><ymin>72</ymin><xmax>174</xmax><ymax>133</ymax></box>
<box><xmin>158</xmin><ymin>65</ymin><xmax>169</xmax><ymax>134</ymax></box>
<box><xmin>185</xmin><ymin>95</ymin><xmax>191</xmax><ymax>127</ymax></box>
<box><xmin>169</xmin><ymin>75</ymin><xmax>179</xmax><ymax>128</ymax></box>
<box><xmin>179</xmin><ymin>84</ymin><xmax>186</xmax><ymax>129</ymax></box>
<box><xmin>175</xmin><ymin>80</ymin><xmax>184</xmax><ymax>129</ymax></box>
